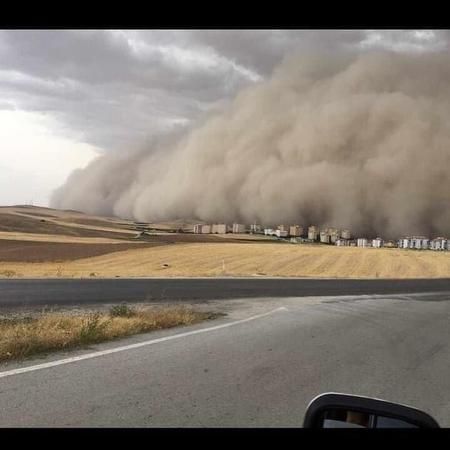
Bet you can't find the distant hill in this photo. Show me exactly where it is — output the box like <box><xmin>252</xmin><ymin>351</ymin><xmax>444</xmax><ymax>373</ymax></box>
<box><xmin>0</xmin><ymin>205</ymin><xmax>136</xmax><ymax>240</ymax></box>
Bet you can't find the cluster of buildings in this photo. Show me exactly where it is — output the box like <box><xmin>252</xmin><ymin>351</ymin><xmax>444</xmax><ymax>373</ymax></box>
<box><xmin>193</xmin><ymin>222</ymin><xmax>450</xmax><ymax>251</ymax></box>
<box><xmin>193</xmin><ymin>223</ymin><xmax>244</xmax><ymax>234</ymax></box>
<box><xmin>344</xmin><ymin>236</ymin><xmax>450</xmax><ymax>250</ymax></box>
<box><xmin>263</xmin><ymin>224</ymin><xmax>304</xmax><ymax>238</ymax></box>
<box><xmin>194</xmin><ymin>222</ymin><xmax>351</xmax><ymax>242</ymax></box>
<box><xmin>397</xmin><ymin>236</ymin><xmax>450</xmax><ymax>251</ymax></box>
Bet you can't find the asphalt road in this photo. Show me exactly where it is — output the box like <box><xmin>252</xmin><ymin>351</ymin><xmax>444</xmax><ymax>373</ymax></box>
<box><xmin>1</xmin><ymin>278</ymin><xmax>450</xmax><ymax>307</ymax></box>
<box><xmin>0</xmin><ymin>291</ymin><xmax>449</xmax><ymax>427</ymax></box>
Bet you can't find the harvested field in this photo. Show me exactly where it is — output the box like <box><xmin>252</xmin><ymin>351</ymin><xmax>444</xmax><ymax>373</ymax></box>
<box><xmin>0</xmin><ymin>213</ymin><xmax>133</xmax><ymax>240</ymax></box>
<box><xmin>0</xmin><ymin>240</ymin><xmax>156</xmax><ymax>262</ymax></box>
<box><xmin>137</xmin><ymin>233</ymin><xmax>274</xmax><ymax>245</ymax></box>
<box><xmin>2</xmin><ymin>242</ymin><xmax>450</xmax><ymax>279</ymax></box>
<box><xmin>0</xmin><ymin>232</ymin><xmax>133</xmax><ymax>244</ymax></box>
<box><xmin>0</xmin><ymin>206</ymin><xmax>274</xmax><ymax>243</ymax></box>
<box><xmin>56</xmin><ymin>217</ymin><xmax>133</xmax><ymax>229</ymax></box>
<box><xmin>0</xmin><ymin>234</ymin><xmax>276</xmax><ymax>263</ymax></box>
<box><xmin>2</xmin><ymin>206</ymin><xmax>449</xmax><ymax>280</ymax></box>
<box><xmin>15</xmin><ymin>212</ymin><xmax>58</xmax><ymax>218</ymax></box>
<box><xmin>1</xmin><ymin>205</ymin><xmax>60</xmax><ymax>213</ymax></box>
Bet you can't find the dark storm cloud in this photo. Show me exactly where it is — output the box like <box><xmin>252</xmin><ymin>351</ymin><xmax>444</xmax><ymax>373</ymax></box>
<box><xmin>1</xmin><ymin>30</ymin><xmax>448</xmax><ymax>151</ymax></box>
<box><xmin>0</xmin><ymin>30</ymin><xmax>262</xmax><ymax>149</ymax></box>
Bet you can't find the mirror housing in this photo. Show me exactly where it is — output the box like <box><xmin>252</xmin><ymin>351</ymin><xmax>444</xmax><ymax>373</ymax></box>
<box><xmin>303</xmin><ymin>393</ymin><xmax>439</xmax><ymax>428</ymax></box>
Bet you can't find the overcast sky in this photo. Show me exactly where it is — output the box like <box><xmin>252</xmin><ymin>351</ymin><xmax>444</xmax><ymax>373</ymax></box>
<box><xmin>1</xmin><ymin>29</ymin><xmax>448</xmax><ymax>206</ymax></box>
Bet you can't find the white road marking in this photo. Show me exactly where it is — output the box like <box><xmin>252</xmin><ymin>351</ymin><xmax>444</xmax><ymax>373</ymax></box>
<box><xmin>0</xmin><ymin>307</ymin><xmax>287</xmax><ymax>379</ymax></box>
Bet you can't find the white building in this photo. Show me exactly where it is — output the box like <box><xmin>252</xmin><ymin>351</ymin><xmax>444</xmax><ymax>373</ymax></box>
<box><xmin>397</xmin><ymin>237</ymin><xmax>410</xmax><ymax>249</ymax></box>
<box><xmin>232</xmin><ymin>223</ymin><xmax>246</xmax><ymax>234</ymax></box>
<box><xmin>194</xmin><ymin>224</ymin><xmax>211</xmax><ymax>234</ymax></box>
<box><xmin>308</xmin><ymin>226</ymin><xmax>318</xmax><ymax>241</ymax></box>
<box><xmin>250</xmin><ymin>224</ymin><xmax>262</xmax><ymax>234</ymax></box>
<box><xmin>276</xmin><ymin>229</ymin><xmax>288</xmax><ymax>238</ymax></box>
<box><xmin>320</xmin><ymin>231</ymin><xmax>330</xmax><ymax>244</ymax></box>
<box><xmin>341</xmin><ymin>229</ymin><xmax>351</xmax><ymax>240</ymax></box>
<box><xmin>372</xmin><ymin>237</ymin><xmax>383</xmax><ymax>248</ymax></box>
<box><xmin>430</xmin><ymin>237</ymin><xmax>447</xmax><ymax>251</ymax></box>
<box><xmin>335</xmin><ymin>238</ymin><xmax>349</xmax><ymax>246</ymax></box>
<box><xmin>410</xmin><ymin>236</ymin><xmax>429</xmax><ymax>250</ymax></box>
<box><xmin>289</xmin><ymin>225</ymin><xmax>303</xmax><ymax>237</ymax></box>
<box><xmin>330</xmin><ymin>230</ymin><xmax>340</xmax><ymax>244</ymax></box>
<box><xmin>264</xmin><ymin>228</ymin><xmax>275</xmax><ymax>236</ymax></box>
<box><xmin>357</xmin><ymin>238</ymin><xmax>368</xmax><ymax>248</ymax></box>
<box><xmin>211</xmin><ymin>224</ymin><xmax>227</xmax><ymax>234</ymax></box>
<box><xmin>410</xmin><ymin>237</ymin><xmax>420</xmax><ymax>249</ymax></box>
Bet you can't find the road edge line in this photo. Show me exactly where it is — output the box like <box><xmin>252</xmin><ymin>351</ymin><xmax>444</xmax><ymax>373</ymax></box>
<box><xmin>0</xmin><ymin>307</ymin><xmax>287</xmax><ymax>379</ymax></box>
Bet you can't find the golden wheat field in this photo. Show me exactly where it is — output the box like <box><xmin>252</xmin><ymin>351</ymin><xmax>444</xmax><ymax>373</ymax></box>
<box><xmin>2</xmin><ymin>242</ymin><xmax>450</xmax><ymax>279</ymax></box>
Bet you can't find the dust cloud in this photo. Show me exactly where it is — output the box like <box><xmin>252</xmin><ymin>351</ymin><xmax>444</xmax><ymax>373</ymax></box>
<box><xmin>51</xmin><ymin>51</ymin><xmax>450</xmax><ymax>238</ymax></box>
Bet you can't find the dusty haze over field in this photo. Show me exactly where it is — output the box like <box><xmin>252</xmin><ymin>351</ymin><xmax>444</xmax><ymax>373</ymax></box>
<box><xmin>51</xmin><ymin>49</ymin><xmax>450</xmax><ymax>238</ymax></box>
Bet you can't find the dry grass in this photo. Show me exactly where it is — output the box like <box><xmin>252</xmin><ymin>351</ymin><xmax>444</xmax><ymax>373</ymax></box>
<box><xmin>0</xmin><ymin>306</ymin><xmax>216</xmax><ymax>362</ymax></box>
<box><xmin>0</xmin><ymin>269</ymin><xmax>16</xmax><ymax>278</ymax></box>
<box><xmin>1</xmin><ymin>242</ymin><xmax>450</xmax><ymax>279</ymax></box>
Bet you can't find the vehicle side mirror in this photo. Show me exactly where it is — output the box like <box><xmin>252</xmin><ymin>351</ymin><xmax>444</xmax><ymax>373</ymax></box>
<box><xmin>303</xmin><ymin>393</ymin><xmax>439</xmax><ymax>428</ymax></box>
